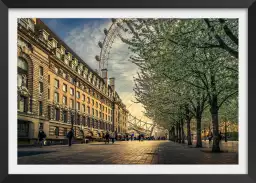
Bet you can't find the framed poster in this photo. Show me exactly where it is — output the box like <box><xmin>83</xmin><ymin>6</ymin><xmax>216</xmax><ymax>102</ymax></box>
<box><xmin>0</xmin><ymin>0</ymin><xmax>254</xmax><ymax>182</ymax></box>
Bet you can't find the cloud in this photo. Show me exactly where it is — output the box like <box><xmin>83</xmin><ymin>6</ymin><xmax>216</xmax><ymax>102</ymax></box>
<box><xmin>62</xmin><ymin>19</ymin><xmax>152</xmax><ymax>123</ymax></box>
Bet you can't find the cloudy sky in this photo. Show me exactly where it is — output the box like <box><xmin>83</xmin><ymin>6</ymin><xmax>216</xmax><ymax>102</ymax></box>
<box><xmin>42</xmin><ymin>18</ymin><xmax>151</xmax><ymax>123</ymax></box>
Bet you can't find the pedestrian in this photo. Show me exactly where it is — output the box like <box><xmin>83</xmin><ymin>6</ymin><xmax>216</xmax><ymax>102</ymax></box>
<box><xmin>138</xmin><ymin>134</ymin><xmax>141</xmax><ymax>142</ymax></box>
<box><xmin>38</xmin><ymin>128</ymin><xmax>46</xmax><ymax>148</ymax></box>
<box><xmin>219</xmin><ymin>131</ymin><xmax>222</xmax><ymax>141</ymax></box>
<box><xmin>208</xmin><ymin>132</ymin><xmax>213</xmax><ymax>144</ymax></box>
<box><xmin>67</xmin><ymin>128</ymin><xmax>74</xmax><ymax>147</ymax></box>
<box><xmin>131</xmin><ymin>133</ymin><xmax>134</xmax><ymax>141</ymax></box>
<box><xmin>115</xmin><ymin>131</ymin><xmax>118</xmax><ymax>141</ymax></box>
<box><xmin>105</xmin><ymin>132</ymin><xmax>110</xmax><ymax>144</ymax></box>
<box><xmin>111</xmin><ymin>133</ymin><xmax>115</xmax><ymax>144</ymax></box>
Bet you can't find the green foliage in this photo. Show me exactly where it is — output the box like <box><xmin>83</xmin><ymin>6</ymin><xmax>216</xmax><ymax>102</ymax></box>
<box><xmin>119</xmin><ymin>18</ymin><xmax>238</xmax><ymax>131</ymax></box>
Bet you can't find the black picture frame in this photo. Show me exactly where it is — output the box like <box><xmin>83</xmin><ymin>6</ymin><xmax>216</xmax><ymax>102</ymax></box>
<box><xmin>0</xmin><ymin>0</ymin><xmax>254</xmax><ymax>183</ymax></box>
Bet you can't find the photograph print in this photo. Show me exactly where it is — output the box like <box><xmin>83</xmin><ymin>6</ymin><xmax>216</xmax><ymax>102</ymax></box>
<box><xmin>17</xmin><ymin>17</ymin><xmax>238</xmax><ymax>165</ymax></box>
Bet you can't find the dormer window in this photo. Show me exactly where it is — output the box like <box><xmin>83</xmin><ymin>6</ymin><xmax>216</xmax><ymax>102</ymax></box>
<box><xmin>60</xmin><ymin>46</ymin><xmax>66</xmax><ymax>55</ymax></box>
<box><xmin>63</xmin><ymin>72</ymin><xmax>66</xmax><ymax>79</ymax></box>
<box><xmin>56</xmin><ymin>51</ymin><xmax>61</xmax><ymax>59</ymax></box>
<box><xmin>54</xmin><ymin>67</ymin><xmax>59</xmax><ymax>74</ymax></box>
<box><xmin>40</xmin><ymin>29</ymin><xmax>49</xmax><ymax>41</ymax></box>
<box><xmin>67</xmin><ymin>52</ymin><xmax>72</xmax><ymax>60</ymax></box>
<box><xmin>50</xmin><ymin>38</ymin><xmax>58</xmax><ymax>48</ymax></box>
<box><xmin>64</xmin><ymin>57</ymin><xmax>69</xmax><ymax>65</ymax></box>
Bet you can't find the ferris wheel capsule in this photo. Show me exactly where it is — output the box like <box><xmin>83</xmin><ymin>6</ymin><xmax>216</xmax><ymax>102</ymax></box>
<box><xmin>95</xmin><ymin>55</ymin><xmax>100</xmax><ymax>61</ymax></box>
<box><xmin>98</xmin><ymin>41</ymin><xmax>103</xmax><ymax>48</ymax></box>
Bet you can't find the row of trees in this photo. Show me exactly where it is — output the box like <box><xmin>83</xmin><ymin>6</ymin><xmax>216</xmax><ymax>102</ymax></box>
<box><xmin>118</xmin><ymin>18</ymin><xmax>238</xmax><ymax>152</ymax></box>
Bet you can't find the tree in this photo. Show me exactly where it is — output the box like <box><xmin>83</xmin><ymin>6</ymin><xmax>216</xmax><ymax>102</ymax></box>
<box><xmin>118</xmin><ymin>18</ymin><xmax>238</xmax><ymax>152</ymax></box>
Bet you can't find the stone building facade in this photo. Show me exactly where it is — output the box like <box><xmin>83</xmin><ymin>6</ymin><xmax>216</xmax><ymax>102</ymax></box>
<box><xmin>17</xmin><ymin>18</ymin><xmax>128</xmax><ymax>145</ymax></box>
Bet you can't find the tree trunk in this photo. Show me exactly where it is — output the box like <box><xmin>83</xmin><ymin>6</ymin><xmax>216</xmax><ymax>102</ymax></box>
<box><xmin>196</xmin><ymin>114</ymin><xmax>202</xmax><ymax>148</ymax></box>
<box><xmin>224</xmin><ymin>121</ymin><xmax>227</xmax><ymax>142</ymax></box>
<box><xmin>187</xmin><ymin>118</ymin><xmax>192</xmax><ymax>145</ymax></box>
<box><xmin>211</xmin><ymin>95</ymin><xmax>221</xmax><ymax>152</ymax></box>
<box><xmin>178</xmin><ymin>122</ymin><xmax>181</xmax><ymax>143</ymax></box>
<box><xmin>175</xmin><ymin>124</ymin><xmax>179</xmax><ymax>143</ymax></box>
<box><xmin>181</xmin><ymin>119</ymin><xmax>185</xmax><ymax>144</ymax></box>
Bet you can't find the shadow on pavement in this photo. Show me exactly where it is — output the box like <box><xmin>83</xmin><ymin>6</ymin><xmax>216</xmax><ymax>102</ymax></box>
<box><xmin>18</xmin><ymin>151</ymin><xmax>56</xmax><ymax>157</ymax></box>
<box><xmin>89</xmin><ymin>144</ymin><xmax>120</xmax><ymax>146</ymax></box>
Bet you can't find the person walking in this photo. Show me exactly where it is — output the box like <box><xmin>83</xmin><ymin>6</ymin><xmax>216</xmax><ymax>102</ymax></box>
<box><xmin>138</xmin><ymin>134</ymin><xmax>141</xmax><ymax>142</ymax></box>
<box><xmin>208</xmin><ymin>131</ymin><xmax>213</xmax><ymax>144</ymax></box>
<box><xmin>115</xmin><ymin>131</ymin><xmax>118</xmax><ymax>142</ymax></box>
<box><xmin>67</xmin><ymin>128</ymin><xmax>74</xmax><ymax>147</ymax></box>
<box><xmin>111</xmin><ymin>133</ymin><xmax>115</xmax><ymax>144</ymax></box>
<box><xmin>38</xmin><ymin>128</ymin><xmax>46</xmax><ymax>148</ymax></box>
<box><xmin>105</xmin><ymin>132</ymin><xmax>110</xmax><ymax>144</ymax></box>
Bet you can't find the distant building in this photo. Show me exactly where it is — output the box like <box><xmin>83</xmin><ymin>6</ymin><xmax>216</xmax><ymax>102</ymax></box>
<box><xmin>17</xmin><ymin>18</ymin><xmax>128</xmax><ymax>145</ymax></box>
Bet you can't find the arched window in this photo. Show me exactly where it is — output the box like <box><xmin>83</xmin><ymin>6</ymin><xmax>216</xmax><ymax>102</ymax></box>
<box><xmin>18</xmin><ymin>57</ymin><xmax>28</xmax><ymax>71</ymax></box>
<box><xmin>17</xmin><ymin>57</ymin><xmax>28</xmax><ymax>87</ymax></box>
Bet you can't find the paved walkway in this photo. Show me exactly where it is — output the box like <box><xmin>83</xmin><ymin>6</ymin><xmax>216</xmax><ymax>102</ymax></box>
<box><xmin>18</xmin><ymin>140</ymin><xmax>238</xmax><ymax>164</ymax></box>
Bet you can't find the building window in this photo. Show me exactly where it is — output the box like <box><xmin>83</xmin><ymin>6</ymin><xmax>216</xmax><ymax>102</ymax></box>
<box><xmin>99</xmin><ymin>104</ymin><xmax>102</xmax><ymax>110</ymax></box>
<box><xmin>63</xmin><ymin>128</ymin><xmax>67</xmax><ymax>136</ymax></box>
<box><xmin>82</xmin><ymin>104</ymin><xmax>85</xmax><ymax>113</ymax></box>
<box><xmin>76</xmin><ymin>91</ymin><xmax>80</xmax><ymax>99</ymax></box>
<box><xmin>108</xmin><ymin>109</ymin><xmax>110</xmax><ymax>114</ymax></box>
<box><xmin>63</xmin><ymin>96</ymin><xmax>67</xmax><ymax>105</ymax></box>
<box><xmin>18</xmin><ymin>58</ymin><xmax>28</xmax><ymax>87</ymax></box>
<box><xmin>39</xmin><ymin>66</ymin><xmax>43</xmax><ymax>76</ymax></box>
<box><xmin>96</xmin><ymin>110</ymin><xmax>98</xmax><ymax>117</ymax></box>
<box><xmin>70</xmin><ymin>99</ymin><xmax>74</xmax><ymax>109</ymax></box>
<box><xmin>18</xmin><ymin>57</ymin><xmax>28</xmax><ymax>71</ymax></box>
<box><xmin>70</xmin><ymin>88</ymin><xmax>74</xmax><ymax>96</ymax></box>
<box><xmin>18</xmin><ymin>120</ymin><xmax>29</xmax><ymax>137</ymax></box>
<box><xmin>96</xmin><ymin>102</ymin><xmax>98</xmax><ymax>108</ymax></box>
<box><xmin>87</xmin><ymin>106</ymin><xmax>90</xmax><ymax>115</ymax></box>
<box><xmin>18</xmin><ymin>96</ymin><xmax>27</xmax><ymax>112</ymax></box>
<box><xmin>39</xmin><ymin>82</ymin><xmax>43</xmax><ymax>93</ymax></box>
<box><xmin>77</xmin><ymin>114</ymin><xmax>80</xmax><ymax>125</ymax></box>
<box><xmin>100</xmin><ymin>112</ymin><xmax>102</xmax><ymax>119</ymax></box>
<box><xmin>92</xmin><ymin>108</ymin><xmax>94</xmax><ymax>116</ymax></box>
<box><xmin>55</xmin><ymin>127</ymin><xmax>59</xmax><ymax>136</ymax></box>
<box><xmin>48</xmin><ymin>89</ymin><xmax>50</xmax><ymax>100</ymax></box>
<box><xmin>48</xmin><ymin>106</ymin><xmax>51</xmax><ymax>119</ymax></box>
<box><xmin>76</xmin><ymin>102</ymin><xmax>80</xmax><ymax>111</ymax></box>
<box><xmin>39</xmin><ymin>101</ymin><xmax>43</xmax><ymax>116</ymax></box>
<box><xmin>63</xmin><ymin>84</ymin><xmax>67</xmax><ymax>92</ymax></box>
<box><xmin>63</xmin><ymin>72</ymin><xmax>66</xmax><ymax>79</ymax></box>
<box><xmin>82</xmin><ymin>117</ymin><xmax>86</xmax><ymax>126</ymax></box>
<box><xmin>87</xmin><ymin>118</ymin><xmax>90</xmax><ymax>127</ymax></box>
<box><xmin>54</xmin><ymin>67</ymin><xmax>58</xmax><ymax>74</ymax></box>
<box><xmin>92</xmin><ymin>99</ymin><xmax>94</xmax><ymax>106</ymax></box>
<box><xmin>87</xmin><ymin>97</ymin><xmax>90</xmax><ymax>104</ymax></box>
<box><xmin>71</xmin><ymin>114</ymin><xmax>74</xmax><ymax>124</ymax></box>
<box><xmin>54</xmin><ymin>108</ymin><xmax>60</xmax><ymax>121</ymax></box>
<box><xmin>54</xmin><ymin>79</ymin><xmax>59</xmax><ymax>88</ymax></box>
<box><xmin>63</xmin><ymin>111</ymin><xmax>67</xmax><ymax>123</ymax></box>
<box><xmin>82</xmin><ymin>94</ymin><xmax>85</xmax><ymax>101</ymax></box>
<box><xmin>54</xmin><ymin>92</ymin><xmax>59</xmax><ymax>103</ymax></box>
<box><xmin>48</xmin><ymin>75</ymin><xmax>50</xmax><ymax>84</ymax></box>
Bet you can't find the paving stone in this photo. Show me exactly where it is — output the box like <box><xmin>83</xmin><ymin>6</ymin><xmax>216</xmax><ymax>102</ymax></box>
<box><xmin>18</xmin><ymin>141</ymin><xmax>238</xmax><ymax>164</ymax></box>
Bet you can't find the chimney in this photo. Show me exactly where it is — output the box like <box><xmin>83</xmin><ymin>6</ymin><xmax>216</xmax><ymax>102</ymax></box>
<box><xmin>101</xmin><ymin>69</ymin><xmax>108</xmax><ymax>86</ymax></box>
<box><xmin>109</xmin><ymin>77</ymin><xmax>115</xmax><ymax>92</ymax></box>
